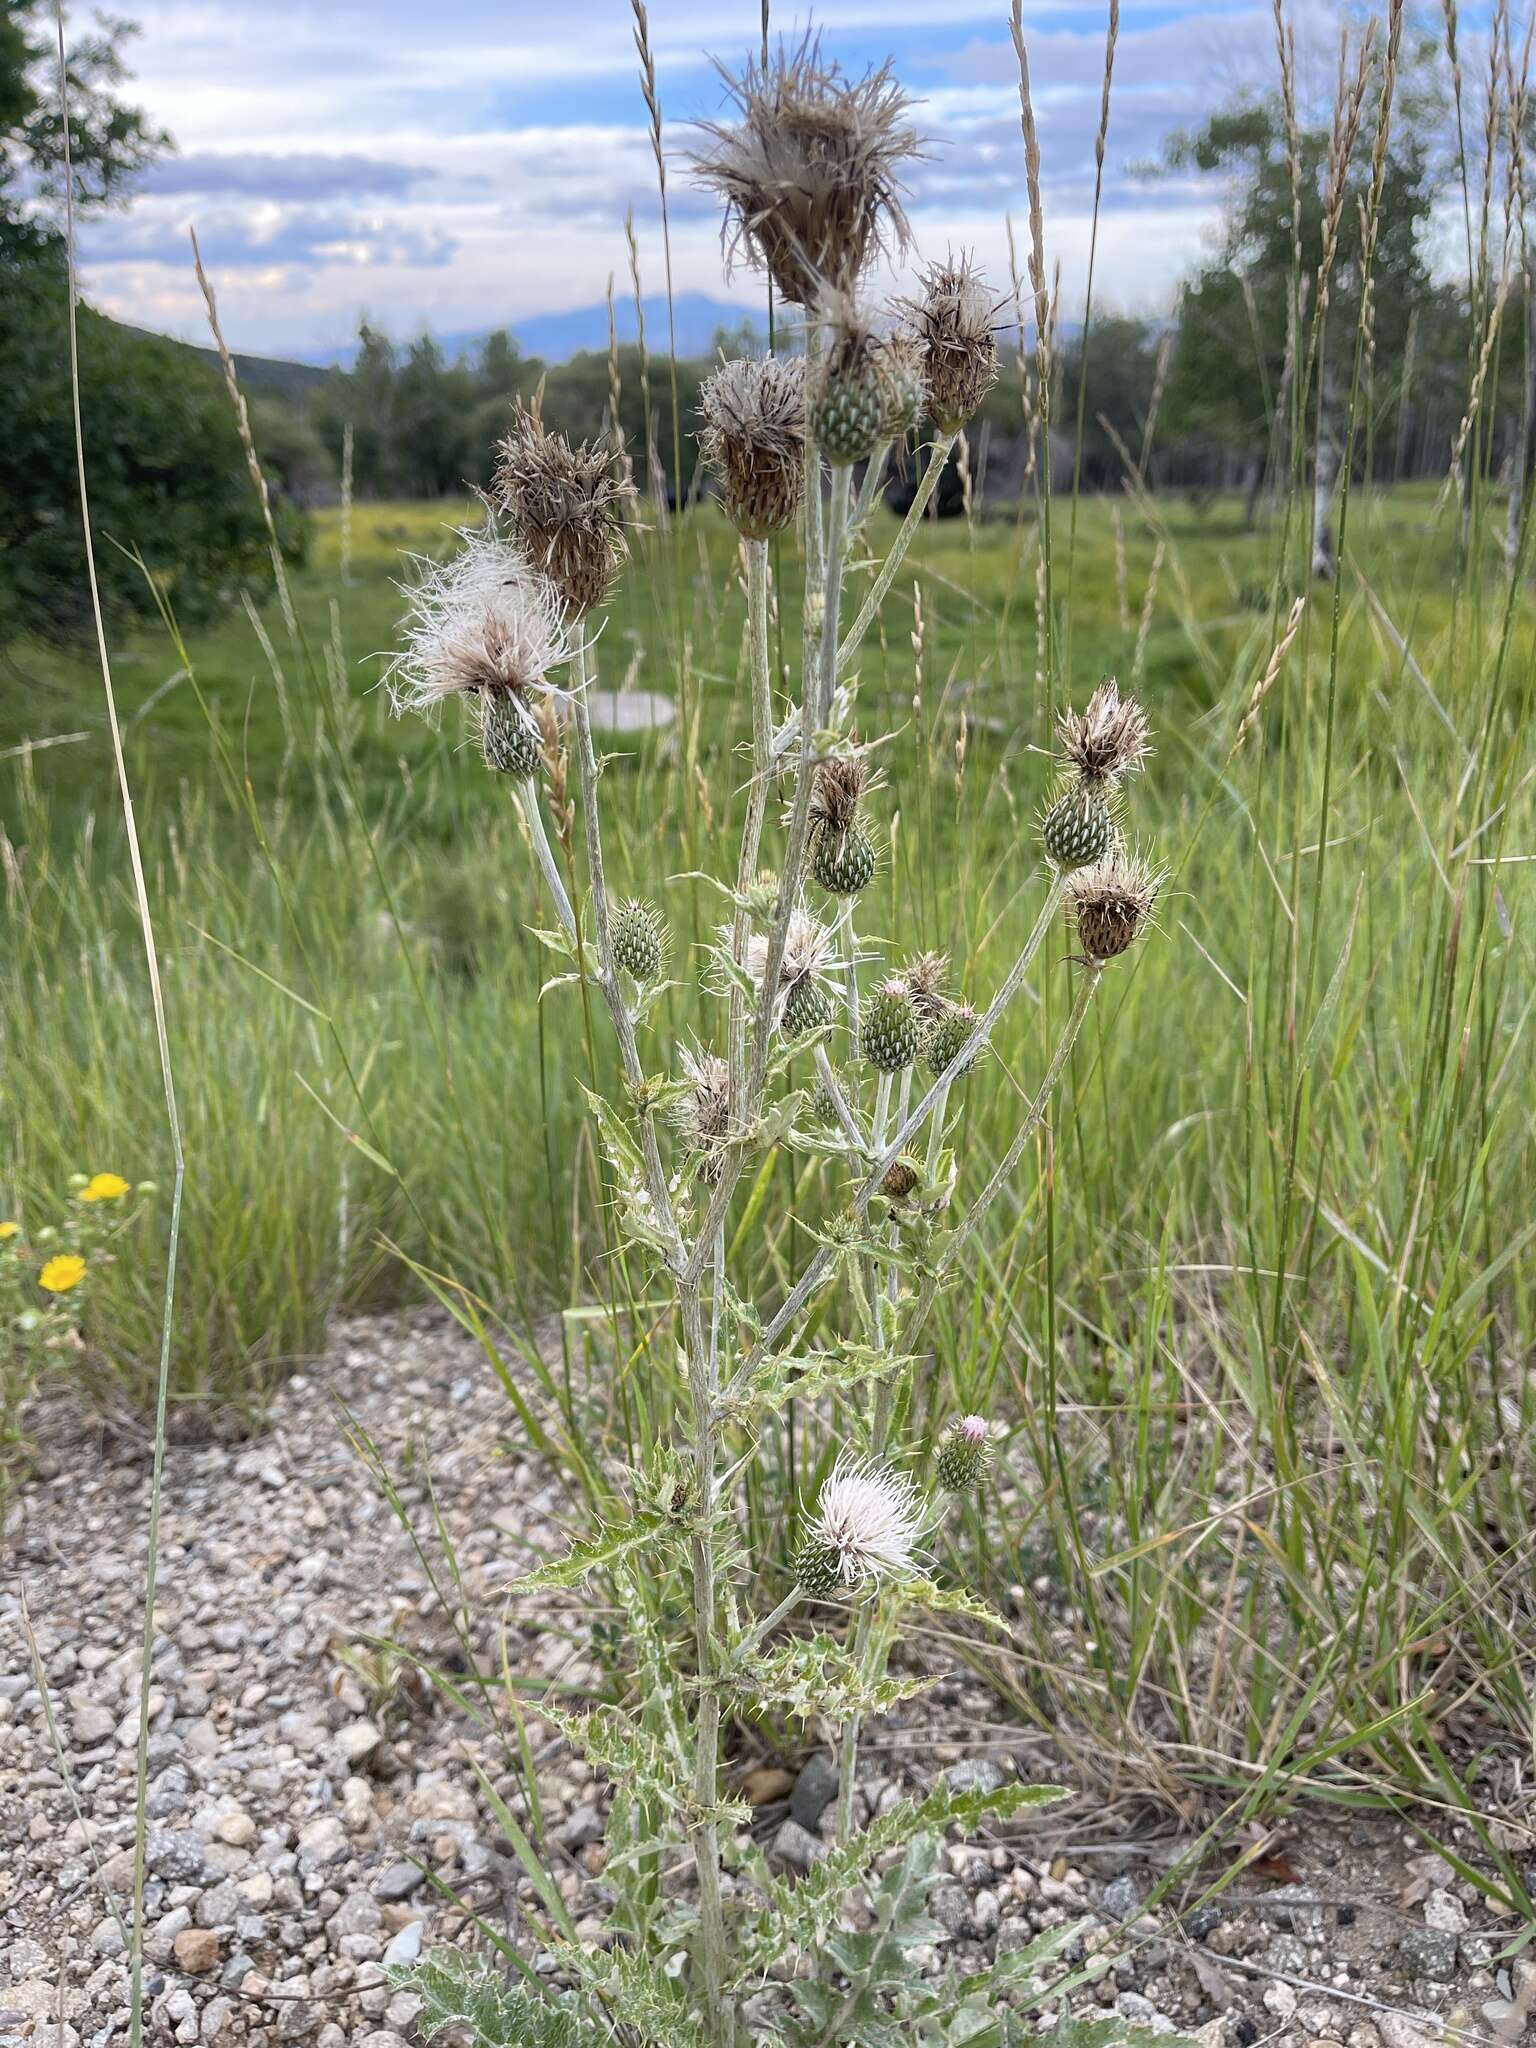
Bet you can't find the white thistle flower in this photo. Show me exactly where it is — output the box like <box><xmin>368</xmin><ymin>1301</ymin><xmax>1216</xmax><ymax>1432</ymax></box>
<box><xmin>796</xmin><ymin>1452</ymin><xmax>927</xmax><ymax>1592</ymax></box>
<box><xmin>386</xmin><ymin>527</ymin><xmax>576</xmax><ymax>720</ymax></box>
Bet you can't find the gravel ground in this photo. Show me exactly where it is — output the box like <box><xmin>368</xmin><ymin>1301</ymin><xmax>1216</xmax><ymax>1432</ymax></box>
<box><xmin>2</xmin><ymin>1310</ymin><xmax>1531</xmax><ymax>2047</ymax></box>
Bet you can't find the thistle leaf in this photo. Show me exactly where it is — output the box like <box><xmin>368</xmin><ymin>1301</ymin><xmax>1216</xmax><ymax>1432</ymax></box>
<box><xmin>384</xmin><ymin>1951</ymin><xmax>592</xmax><ymax>2045</ymax></box>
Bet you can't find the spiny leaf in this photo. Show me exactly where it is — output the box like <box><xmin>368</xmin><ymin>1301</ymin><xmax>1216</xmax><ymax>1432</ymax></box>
<box><xmin>728</xmin><ymin>1631</ymin><xmax>933</xmax><ymax>1721</ymax></box>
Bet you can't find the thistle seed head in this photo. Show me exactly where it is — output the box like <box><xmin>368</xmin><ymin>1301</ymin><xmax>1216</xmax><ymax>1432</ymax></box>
<box><xmin>902</xmin><ymin>255</ymin><xmax>999</xmax><ymax>432</ymax></box>
<box><xmin>387</xmin><ymin>531</ymin><xmax>575</xmax><ymax>749</ymax></box>
<box><xmin>880</xmin><ymin>1153</ymin><xmax>921</xmax><ymax>1200</ymax></box>
<box><xmin>745</xmin><ymin>909</ymin><xmax>839</xmax><ymax>1036</ymax></box>
<box><xmin>811</xmin><ymin>295</ymin><xmax>888</xmax><ymax>466</ymax></box>
<box><xmin>809</xmin><ymin>752</ymin><xmax>870</xmax><ymax>839</ymax></box>
<box><xmin>924</xmin><ymin>1000</ymin><xmax>983</xmax><ymax>1079</ymax></box>
<box><xmin>699</xmin><ymin>354</ymin><xmax>806</xmax><ymax>539</ymax></box>
<box><xmin>1065</xmin><ymin>854</ymin><xmax>1163</xmax><ymax>963</ymax></box>
<box><xmin>1040</xmin><ymin>787</ymin><xmax>1114</xmax><ymax>872</ymax></box>
<box><xmin>900</xmin><ymin>950</ymin><xmax>950</xmax><ymax>1021</ymax></box>
<box><xmin>795</xmin><ymin>1451</ymin><xmax>927</xmax><ymax>1592</ymax></box>
<box><xmin>936</xmin><ymin>1413</ymin><xmax>998</xmax><ymax>1494</ymax></box>
<box><xmin>874</xmin><ymin>330</ymin><xmax>925</xmax><ymax>439</ymax></box>
<box><xmin>492</xmin><ymin>402</ymin><xmax>633</xmax><ymax>615</ymax></box>
<box><xmin>691</xmin><ymin>34</ymin><xmax>921</xmax><ymax>307</ymax></box>
<box><xmin>861</xmin><ymin>976</ymin><xmax>920</xmax><ymax>1072</ymax></box>
<box><xmin>613</xmin><ymin>898</ymin><xmax>667</xmax><ymax>982</ymax></box>
<box><xmin>673</xmin><ymin>1043</ymin><xmax>732</xmax><ymax>1176</ymax></box>
<box><xmin>1056</xmin><ymin>679</ymin><xmax>1151</xmax><ymax>788</ymax></box>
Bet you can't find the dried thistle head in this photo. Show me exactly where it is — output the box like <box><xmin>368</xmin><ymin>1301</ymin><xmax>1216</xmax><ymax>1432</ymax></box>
<box><xmin>811</xmin><ymin>293</ymin><xmax>889</xmax><ymax>465</ymax></box>
<box><xmin>691</xmin><ymin>35</ymin><xmax>921</xmax><ymax>307</ymax></box>
<box><xmin>809</xmin><ymin>753</ymin><xmax>872</xmax><ymax>841</ymax></box>
<box><xmin>1056</xmin><ymin>678</ymin><xmax>1150</xmax><ymax>788</ymax></box>
<box><xmin>879</xmin><ymin>1153</ymin><xmax>921</xmax><ymax>1200</ymax></box>
<box><xmin>492</xmin><ymin>402</ymin><xmax>633</xmax><ymax>615</ymax></box>
<box><xmin>900</xmin><ymin>950</ymin><xmax>950</xmax><ymax>1020</ymax></box>
<box><xmin>874</xmin><ymin>329</ymin><xmax>925</xmax><ymax>438</ymax></box>
<box><xmin>744</xmin><ymin>909</ymin><xmax>839</xmax><ymax>1036</ymax></box>
<box><xmin>699</xmin><ymin>354</ymin><xmax>806</xmax><ymax>539</ymax></box>
<box><xmin>673</xmin><ymin>1044</ymin><xmax>732</xmax><ymax>1175</ymax></box>
<box><xmin>1065</xmin><ymin>854</ymin><xmax>1162</xmax><ymax>964</ymax></box>
<box><xmin>387</xmin><ymin>530</ymin><xmax>575</xmax><ymax>775</ymax></box>
<box><xmin>902</xmin><ymin>255</ymin><xmax>999</xmax><ymax>432</ymax></box>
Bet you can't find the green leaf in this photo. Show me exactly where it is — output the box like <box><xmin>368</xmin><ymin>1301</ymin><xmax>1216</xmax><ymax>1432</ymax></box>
<box><xmin>728</xmin><ymin>1631</ymin><xmax>933</xmax><ymax>1721</ymax></box>
<box><xmin>721</xmin><ymin>1343</ymin><xmax>915</xmax><ymax>1423</ymax></box>
<box><xmin>560</xmin><ymin>1943</ymin><xmax>711</xmax><ymax>2048</ymax></box>
<box><xmin>515</xmin><ymin>1517</ymin><xmax>663</xmax><ymax>1594</ymax></box>
<box><xmin>384</xmin><ymin>1951</ymin><xmax>593</xmax><ymax>2045</ymax></box>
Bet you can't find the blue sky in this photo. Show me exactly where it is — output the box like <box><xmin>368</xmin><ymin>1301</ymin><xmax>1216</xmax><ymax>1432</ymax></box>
<box><xmin>73</xmin><ymin>0</ymin><xmax>1367</xmax><ymax>355</ymax></box>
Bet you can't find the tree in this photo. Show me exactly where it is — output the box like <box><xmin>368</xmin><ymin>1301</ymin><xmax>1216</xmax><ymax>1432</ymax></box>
<box><xmin>1</xmin><ymin>1</ymin><xmax>169</xmax><ymax>260</ymax></box>
<box><xmin>1157</xmin><ymin>49</ymin><xmax>1463</xmax><ymax>518</ymax></box>
<box><xmin>0</xmin><ymin>4</ymin><xmax>289</xmax><ymax>638</ymax></box>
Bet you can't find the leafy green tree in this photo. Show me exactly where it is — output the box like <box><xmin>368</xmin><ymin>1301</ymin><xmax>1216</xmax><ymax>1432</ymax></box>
<box><xmin>0</xmin><ymin>3</ymin><xmax>291</xmax><ymax>637</ymax></box>
<box><xmin>1158</xmin><ymin>51</ymin><xmax>1463</xmax><ymax>502</ymax></box>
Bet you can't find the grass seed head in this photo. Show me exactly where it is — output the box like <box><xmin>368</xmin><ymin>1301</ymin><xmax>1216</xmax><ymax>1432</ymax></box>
<box><xmin>691</xmin><ymin>34</ymin><xmax>921</xmax><ymax>307</ymax></box>
<box><xmin>492</xmin><ymin>401</ymin><xmax>633</xmax><ymax>615</ymax></box>
<box><xmin>699</xmin><ymin>354</ymin><xmax>807</xmax><ymax>539</ymax></box>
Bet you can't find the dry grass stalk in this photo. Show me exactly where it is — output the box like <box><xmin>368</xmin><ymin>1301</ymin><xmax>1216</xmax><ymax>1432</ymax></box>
<box><xmin>1009</xmin><ymin>2</ymin><xmax>1050</xmax><ymax>386</ymax></box>
<box><xmin>1236</xmin><ymin>595</ymin><xmax>1307</xmax><ymax>752</ymax></box>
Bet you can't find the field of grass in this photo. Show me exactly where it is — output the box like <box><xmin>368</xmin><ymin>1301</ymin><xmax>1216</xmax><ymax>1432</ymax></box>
<box><xmin>5</xmin><ymin>468</ymin><xmax>1535</xmax><ymax>1841</ymax></box>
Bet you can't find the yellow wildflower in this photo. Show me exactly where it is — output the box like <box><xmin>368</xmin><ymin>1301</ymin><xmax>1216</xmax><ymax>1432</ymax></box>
<box><xmin>40</xmin><ymin>1253</ymin><xmax>87</xmax><ymax>1293</ymax></box>
<box><xmin>81</xmin><ymin>1173</ymin><xmax>131</xmax><ymax>1203</ymax></box>
<box><xmin>0</xmin><ymin>1221</ymin><xmax>18</xmax><ymax>1240</ymax></box>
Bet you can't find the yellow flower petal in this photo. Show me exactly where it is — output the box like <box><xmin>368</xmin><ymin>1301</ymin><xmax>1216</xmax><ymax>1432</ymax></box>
<box><xmin>81</xmin><ymin>1173</ymin><xmax>131</xmax><ymax>1203</ymax></box>
<box><xmin>0</xmin><ymin>1221</ymin><xmax>18</xmax><ymax>1240</ymax></box>
<box><xmin>39</xmin><ymin>1253</ymin><xmax>87</xmax><ymax>1294</ymax></box>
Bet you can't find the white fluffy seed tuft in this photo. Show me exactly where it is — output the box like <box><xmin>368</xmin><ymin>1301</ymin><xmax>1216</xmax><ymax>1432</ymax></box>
<box><xmin>386</xmin><ymin>528</ymin><xmax>576</xmax><ymax>719</ymax></box>
<box><xmin>803</xmin><ymin>1452</ymin><xmax>927</xmax><ymax>1586</ymax></box>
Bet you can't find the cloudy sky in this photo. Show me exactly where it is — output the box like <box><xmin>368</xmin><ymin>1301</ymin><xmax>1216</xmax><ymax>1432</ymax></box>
<box><xmin>74</xmin><ymin>0</ymin><xmax>1353</xmax><ymax>358</ymax></box>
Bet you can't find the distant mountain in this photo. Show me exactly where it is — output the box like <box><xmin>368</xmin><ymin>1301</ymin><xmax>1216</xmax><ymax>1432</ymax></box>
<box><xmin>118</xmin><ymin>324</ymin><xmax>332</xmax><ymax>401</ymax></box>
<box><xmin>284</xmin><ymin>292</ymin><xmax>765</xmax><ymax>370</ymax></box>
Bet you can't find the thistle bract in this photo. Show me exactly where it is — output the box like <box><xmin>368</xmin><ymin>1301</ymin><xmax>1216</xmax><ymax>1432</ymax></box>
<box><xmin>936</xmin><ymin>1415</ymin><xmax>994</xmax><ymax>1493</ymax></box>
<box><xmin>614</xmin><ymin>898</ymin><xmax>666</xmax><ymax>981</ymax></box>
<box><xmin>1040</xmin><ymin>789</ymin><xmax>1112</xmax><ymax>872</ymax></box>
<box><xmin>811</xmin><ymin>822</ymin><xmax>876</xmax><ymax>897</ymax></box>
<box><xmin>861</xmin><ymin>978</ymin><xmax>920</xmax><ymax>1071</ymax></box>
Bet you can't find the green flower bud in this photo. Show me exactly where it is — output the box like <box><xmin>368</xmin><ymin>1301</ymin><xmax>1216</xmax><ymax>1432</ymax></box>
<box><xmin>614</xmin><ymin>898</ymin><xmax>666</xmax><ymax>981</ymax></box>
<box><xmin>860</xmin><ymin>979</ymin><xmax>919</xmax><ymax>1073</ymax></box>
<box><xmin>1040</xmin><ymin>789</ymin><xmax>1112</xmax><ymax>872</ymax></box>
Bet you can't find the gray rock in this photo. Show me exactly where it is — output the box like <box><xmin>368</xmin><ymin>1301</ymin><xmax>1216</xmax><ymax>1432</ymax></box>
<box><xmin>146</xmin><ymin>1831</ymin><xmax>208</xmax><ymax>1884</ymax></box>
<box><xmin>771</xmin><ymin>1820</ymin><xmax>827</xmax><ymax>1871</ymax></box>
<box><xmin>1263</xmin><ymin>1935</ymin><xmax>1310</xmax><ymax>1977</ymax></box>
<box><xmin>328</xmin><ymin>1893</ymin><xmax>382</xmax><ymax>1942</ymax></box>
<box><xmin>971</xmin><ymin>1888</ymin><xmax>1001</xmax><ymax>1938</ymax></box>
<box><xmin>789</xmin><ymin>1753</ymin><xmax>840</xmax><ymax>1831</ymax></box>
<box><xmin>556</xmin><ymin>1804</ymin><xmax>604</xmax><ymax>1850</ymax></box>
<box><xmin>71</xmin><ymin>1703</ymin><xmax>116</xmax><ymax>1747</ymax></box>
<box><xmin>942</xmin><ymin>1758</ymin><xmax>1006</xmax><ymax>1798</ymax></box>
<box><xmin>930</xmin><ymin>1885</ymin><xmax>969</xmax><ymax>1936</ymax></box>
<box><xmin>1399</xmin><ymin>1929</ymin><xmax>1458</xmax><ymax>1980</ymax></box>
<box><xmin>373</xmin><ymin>1862</ymin><xmax>424</xmax><ymax>1902</ymax></box>
<box><xmin>1102</xmin><ymin>1874</ymin><xmax>1142</xmax><ymax>1922</ymax></box>
<box><xmin>381</xmin><ymin>1921</ymin><xmax>424</xmax><ymax>1969</ymax></box>
<box><xmin>194</xmin><ymin>1881</ymin><xmax>243</xmax><ymax>1931</ymax></box>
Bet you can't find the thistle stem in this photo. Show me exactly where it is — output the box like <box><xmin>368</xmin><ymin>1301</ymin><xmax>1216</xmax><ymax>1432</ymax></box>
<box><xmin>814</xmin><ymin>1040</ymin><xmax>865</xmax><ymax>1151</ymax></box>
<box><xmin>836</xmin><ymin>430</ymin><xmax>957</xmax><ymax>676</ymax></box>
<box><xmin>519</xmin><ymin>780</ymin><xmax>579</xmax><ymax>944</ymax></box>
<box><xmin>728</xmin><ymin>1584</ymin><xmax>806</xmax><ymax>1667</ymax></box>
<box><xmin>728</xmin><ymin>539</ymin><xmax>774</xmax><ymax>1124</ymax></box>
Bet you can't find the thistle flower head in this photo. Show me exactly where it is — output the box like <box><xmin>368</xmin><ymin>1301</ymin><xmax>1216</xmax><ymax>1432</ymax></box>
<box><xmin>699</xmin><ymin>354</ymin><xmax>806</xmax><ymax>539</ymax></box>
<box><xmin>900</xmin><ymin>950</ymin><xmax>950</xmax><ymax>1021</ymax></box>
<box><xmin>795</xmin><ymin>1451</ymin><xmax>927</xmax><ymax>1593</ymax></box>
<box><xmin>691</xmin><ymin>35</ymin><xmax>921</xmax><ymax>307</ymax></box>
<box><xmin>936</xmin><ymin>1413</ymin><xmax>1000</xmax><ymax>1494</ymax></box>
<box><xmin>874</xmin><ymin>330</ymin><xmax>925</xmax><ymax>438</ymax></box>
<box><xmin>861</xmin><ymin>975</ymin><xmax>921</xmax><ymax>1072</ymax></box>
<box><xmin>745</xmin><ymin>908</ymin><xmax>836</xmax><ymax>995</ymax></box>
<box><xmin>387</xmin><ymin>530</ymin><xmax>574</xmax><ymax>717</ymax></box>
<box><xmin>673</xmin><ymin>1043</ymin><xmax>732</xmax><ymax>1173</ymax></box>
<box><xmin>492</xmin><ymin>402</ymin><xmax>633</xmax><ymax>615</ymax></box>
<box><xmin>925</xmin><ymin>999</ymin><xmax>983</xmax><ymax>1079</ymax></box>
<box><xmin>1065</xmin><ymin>854</ymin><xmax>1163</xmax><ymax>963</ymax></box>
<box><xmin>809</xmin><ymin>752</ymin><xmax>873</xmax><ymax>839</ymax></box>
<box><xmin>1056</xmin><ymin>679</ymin><xmax>1150</xmax><ymax>789</ymax></box>
<box><xmin>901</xmin><ymin>254</ymin><xmax>999</xmax><ymax>432</ymax></box>
<box><xmin>811</xmin><ymin>293</ymin><xmax>889</xmax><ymax>465</ymax></box>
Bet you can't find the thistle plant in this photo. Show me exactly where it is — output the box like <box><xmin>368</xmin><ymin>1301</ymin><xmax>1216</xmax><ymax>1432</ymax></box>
<box><xmin>382</xmin><ymin>30</ymin><xmax>1175</xmax><ymax>2048</ymax></box>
